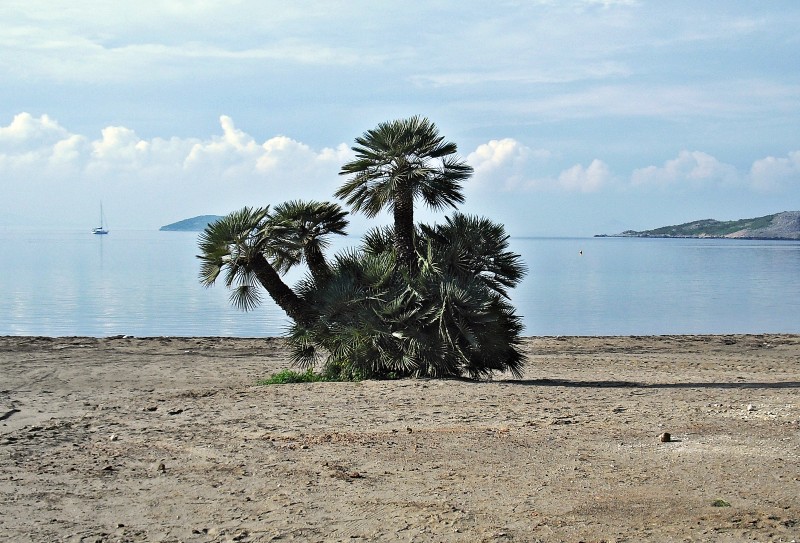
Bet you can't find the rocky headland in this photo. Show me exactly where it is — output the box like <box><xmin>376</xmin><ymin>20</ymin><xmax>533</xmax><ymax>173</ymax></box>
<box><xmin>600</xmin><ymin>210</ymin><xmax>800</xmax><ymax>240</ymax></box>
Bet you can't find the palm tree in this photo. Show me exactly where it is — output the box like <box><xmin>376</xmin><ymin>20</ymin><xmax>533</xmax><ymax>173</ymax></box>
<box><xmin>336</xmin><ymin>116</ymin><xmax>473</xmax><ymax>273</ymax></box>
<box><xmin>197</xmin><ymin>207</ymin><xmax>317</xmax><ymax>326</ymax></box>
<box><xmin>269</xmin><ymin>200</ymin><xmax>349</xmax><ymax>285</ymax></box>
<box><xmin>198</xmin><ymin>120</ymin><xmax>527</xmax><ymax>382</ymax></box>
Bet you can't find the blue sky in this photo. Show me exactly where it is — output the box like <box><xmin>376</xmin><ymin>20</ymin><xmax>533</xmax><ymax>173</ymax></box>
<box><xmin>1</xmin><ymin>0</ymin><xmax>798</xmax><ymax>236</ymax></box>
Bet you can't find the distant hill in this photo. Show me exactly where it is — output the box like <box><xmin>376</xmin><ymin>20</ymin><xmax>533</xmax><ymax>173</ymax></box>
<box><xmin>599</xmin><ymin>211</ymin><xmax>800</xmax><ymax>240</ymax></box>
<box><xmin>159</xmin><ymin>215</ymin><xmax>222</xmax><ymax>232</ymax></box>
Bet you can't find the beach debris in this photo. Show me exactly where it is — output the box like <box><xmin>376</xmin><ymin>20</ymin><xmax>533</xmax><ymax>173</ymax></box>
<box><xmin>0</xmin><ymin>407</ymin><xmax>20</xmax><ymax>421</ymax></box>
<box><xmin>747</xmin><ymin>404</ymin><xmax>756</xmax><ymax>412</ymax></box>
<box><xmin>712</xmin><ymin>499</ymin><xmax>731</xmax><ymax>507</ymax></box>
<box><xmin>109</xmin><ymin>434</ymin><xmax>118</xmax><ymax>441</ymax></box>
<box><xmin>156</xmin><ymin>462</ymin><xmax>166</xmax><ymax>473</ymax></box>
<box><xmin>231</xmin><ymin>529</ymin><xmax>249</xmax><ymax>541</ymax></box>
<box><xmin>659</xmin><ymin>432</ymin><xmax>671</xmax><ymax>442</ymax></box>
<box><xmin>324</xmin><ymin>462</ymin><xmax>363</xmax><ymax>481</ymax></box>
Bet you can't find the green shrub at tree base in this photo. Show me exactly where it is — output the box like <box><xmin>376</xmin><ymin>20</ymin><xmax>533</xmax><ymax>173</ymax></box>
<box><xmin>257</xmin><ymin>369</ymin><xmax>328</xmax><ymax>385</ymax></box>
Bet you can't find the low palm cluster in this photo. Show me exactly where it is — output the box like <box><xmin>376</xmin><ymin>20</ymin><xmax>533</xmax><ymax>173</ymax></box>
<box><xmin>198</xmin><ymin>116</ymin><xmax>527</xmax><ymax>380</ymax></box>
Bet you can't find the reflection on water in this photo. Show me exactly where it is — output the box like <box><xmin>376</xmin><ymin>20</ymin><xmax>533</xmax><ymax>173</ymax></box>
<box><xmin>1</xmin><ymin>230</ymin><xmax>799</xmax><ymax>337</ymax></box>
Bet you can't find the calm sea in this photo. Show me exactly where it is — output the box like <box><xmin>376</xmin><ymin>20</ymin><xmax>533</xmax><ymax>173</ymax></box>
<box><xmin>2</xmin><ymin>229</ymin><xmax>799</xmax><ymax>337</ymax></box>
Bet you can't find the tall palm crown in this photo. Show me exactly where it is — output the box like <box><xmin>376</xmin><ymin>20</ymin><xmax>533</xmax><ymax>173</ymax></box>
<box><xmin>336</xmin><ymin>116</ymin><xmax>473</xmax><ymax>273</ymax></box>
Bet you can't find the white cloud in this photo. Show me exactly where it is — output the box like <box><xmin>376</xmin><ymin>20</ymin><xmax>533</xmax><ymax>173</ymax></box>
<box><xmin>0</xmin><ymin>112</ymin><xmax>70</xmax><ymax>147</ymax></box>
<box><xmin>0</xmin><ymin>113</ymin><xmax>88</xmax><ymax>175</ymax></box>
<box><xmin>0</xmin><ymin>117</ymin><xmax>378</xmax><ymax>183</ymax></box>
<box><xmin>750</xmin><ymin>151</ymin><xmax>800</xmax><ymax>192</ymax></box>
<box><xmin>0</xmin><ymin>112</ymin><xmax>350</xmax><ymax>227</ymax></box>
<box><xmin>468</xmin><ymin>143</ymin><xmax>797</xmax><ymax>197</ymax></box>
<box><xmin>467</xmin><ymin>138</ymin><xmax>551</xmax><ymax>190</ymax></box>
<box><xmin>316</xmin><ymin>143</ymin><xmax>352</xmax><ymax>164</ymax></box>
<box><xmin>467</xmin><ymin>138</ymin><xmax>611</xmax><ymax>193</ymax></box>
<box><xmin>629</xmin><ymin>149</ymin><xmax>800</xmax><ymax>194</ymax></box>
<box><xmin>51</xmin><ymin>135</ymin><xmax>87</xmax><ymax>165</ymax></box>
<box><xmin>92</xmin><ymin>126</ymin><xmax>144</xmax><ymax>161</ymax></box>
<box><xmin>631</xmin><ymin>150</ymin><xmax>740</xmax><ymax>187</ymax></box>
<box><xmin>177</xmin><ymin>116</ymin><xmax>350</xmax><ymax>182</ymax></box>
<box><xmin>184</xmin><ymin>116</ymin><xmax>261</xmax><ymax>172</ymax></box>
<box><xmin>557</xmin><ymin>159</ymin><xmax>611</xmax><ymax>192</ymax></box>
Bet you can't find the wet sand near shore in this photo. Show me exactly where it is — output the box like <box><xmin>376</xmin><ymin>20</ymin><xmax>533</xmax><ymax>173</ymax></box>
<box><xmin>1</xmin><ymin>335</ymin><xmax>799</xmax><ymax>542</ymax></box>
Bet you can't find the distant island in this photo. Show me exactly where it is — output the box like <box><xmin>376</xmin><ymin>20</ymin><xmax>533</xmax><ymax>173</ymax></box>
<box><xmin>159</xmin><ymin>215</ymin><xmax>222</xmax><ymax>232</ymax></box>
<box><xmin>597</xmin><ymin>211</ymin><xmax>800</xmax><ymax>240</ymax></box>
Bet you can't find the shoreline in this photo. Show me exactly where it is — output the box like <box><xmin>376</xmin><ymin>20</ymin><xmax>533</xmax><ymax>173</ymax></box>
<box><xmin>2</xmin><ymin>334</ymin><xmax>799</xmax><ymax>541</ymax></box>
<box><xmin>4</xmin><ymin>332</ymin><xmax>800</xmax><ymax>339</ymax></box>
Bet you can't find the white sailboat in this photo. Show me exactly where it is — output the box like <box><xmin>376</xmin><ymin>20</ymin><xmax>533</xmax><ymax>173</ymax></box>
<box><xmin>92</xmin><ymin>203</ymin><xmax>109</xmax><ymax>235</ymax></box>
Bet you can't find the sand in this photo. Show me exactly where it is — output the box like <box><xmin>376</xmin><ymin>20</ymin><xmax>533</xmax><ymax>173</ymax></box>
<box><xmin>1</xmin><ymin>334</ymin><xmax>799</xmax><ymax>542</ymax></box>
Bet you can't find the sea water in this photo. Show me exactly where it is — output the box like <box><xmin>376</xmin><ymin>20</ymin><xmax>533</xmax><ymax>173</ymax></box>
<box><xmin>516</xmin><ymin>236</ymin><xmax>800</xmax><ymax>335</ymax></box>
<box><xmin>1</xmin><ymin>229</ymin><xmax>799</xmax><ymax>337</ymax></box>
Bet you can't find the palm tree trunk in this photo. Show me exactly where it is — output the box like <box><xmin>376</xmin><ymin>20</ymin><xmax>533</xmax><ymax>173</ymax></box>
<box><xmin>250</xmin><ymin>253</ymin><xmax>317</xmax><ymax>326</ymax></box>
<box><xmin>393</xmin><ymin>190</ymin><xmax>417</xmax><ymax>274</ymax></box>
<box><xmin>304</xmin><ymin>245</ymin><xmax>332</xmax><ymax>285</ymax></box>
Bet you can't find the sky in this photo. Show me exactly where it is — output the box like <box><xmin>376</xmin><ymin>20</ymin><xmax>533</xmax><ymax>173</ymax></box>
<box><xmin>1</xmin><ymin>0</ymin><xmax>799</xmax><ymax>236</ymax></box>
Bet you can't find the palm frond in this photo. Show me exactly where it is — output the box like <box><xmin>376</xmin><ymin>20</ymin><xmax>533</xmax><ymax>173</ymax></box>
<box><xmin>419</xmin><ymin>212</ymin><xmax>527</xmax><ymax>298</ymax></box>
<box><xmin>229</xmin><ymin>284</ymin><xmax>263</xmax><ymax>312</ymax></box>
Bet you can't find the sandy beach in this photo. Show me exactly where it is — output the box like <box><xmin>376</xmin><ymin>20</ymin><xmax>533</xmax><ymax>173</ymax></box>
<box><xmin>1</xmin><ymin>334</ymin><xmax>798</xmax><ymax>542</ymax></box>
